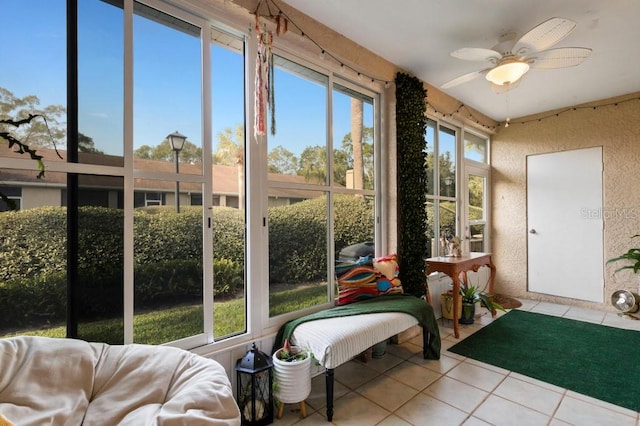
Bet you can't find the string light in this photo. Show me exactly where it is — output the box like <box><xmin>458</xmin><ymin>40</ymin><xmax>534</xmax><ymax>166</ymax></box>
<box><xmin>428</xmin><ymin>95</ymin><xmax>640</xmax><ymax>131</ymax></box>
<box><xmin>253</xmin><ymin>1</ymin><xmax>639</xmax><ymax>128</ymax></box>
<box><xmin>506</xmin><ymin>96</ymin><xmax>640</xmax><ymax>127</ymax></box>
<box><xmin>426</xmin><ymin>99</ymin><xmax>498</xmax><ymax>131</ymax></box>
<box><xmin>254</xmin><ymin>0</ymin><xmax>389</xmax><ymax>87</ymax></box>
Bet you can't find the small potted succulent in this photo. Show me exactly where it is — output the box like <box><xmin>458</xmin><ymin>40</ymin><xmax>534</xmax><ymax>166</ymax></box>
<box><xmin>458</xmin><ymin>282</ymin><xmax>505</xmax><ymax>324</ymax></box>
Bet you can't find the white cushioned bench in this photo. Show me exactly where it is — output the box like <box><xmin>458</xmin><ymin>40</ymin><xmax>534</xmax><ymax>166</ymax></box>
<box><xmin>291</xmin><ymin>312</ymin><xmax>419</xmax><ymax>369</ymax></box>
<box><xmin>274</xmin><ymin>295</ymin><xmax>440</xmax><ymax>421</ymax></box>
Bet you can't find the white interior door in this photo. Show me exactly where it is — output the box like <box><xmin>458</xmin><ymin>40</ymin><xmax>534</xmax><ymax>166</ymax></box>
<box><xmin>527</xmin><ymin>147</ymin><xmax>603</xmax><ymax>302</ymax></box>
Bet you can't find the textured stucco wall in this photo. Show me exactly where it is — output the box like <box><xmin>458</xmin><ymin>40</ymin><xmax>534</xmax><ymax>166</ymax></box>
<box><xmin>491</xmin><ymin>93</ymin><xmax>640</xmax><ymax>310</ymax></box>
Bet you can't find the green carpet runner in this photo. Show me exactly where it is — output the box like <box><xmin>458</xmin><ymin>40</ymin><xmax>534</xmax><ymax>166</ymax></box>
<box><xmin>449</xmin><ymin>309</ymin><xmax>640</xmax><ymax>411</ymax></box>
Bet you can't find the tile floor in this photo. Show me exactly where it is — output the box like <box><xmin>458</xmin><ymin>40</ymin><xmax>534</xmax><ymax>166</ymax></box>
<box><xmin>273</xmin><ymin>299</ymin><xmax>640</xmax><ymax>426</ymax></box>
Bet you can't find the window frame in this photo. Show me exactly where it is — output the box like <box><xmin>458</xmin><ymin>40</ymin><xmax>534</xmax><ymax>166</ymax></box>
<box><xmin>425</xmin><ymin>118</ymin><xmax>491</xmax><ymax>256</ymax></box>
<box><xmin>0</xmin><ymin>0</ymin><xmax>387</xmax><ymax>354</ymax></box>
<box><xmin>262</xmin><ymin>48</ymin><xmax>382</xmax><ymax>330</ymax></box>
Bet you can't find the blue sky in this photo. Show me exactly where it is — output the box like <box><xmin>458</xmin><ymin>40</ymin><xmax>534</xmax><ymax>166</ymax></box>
<box><xmin>3</xmin><ymin>0</ymin><xmax>372</xmax><ymax>158</ymax></box>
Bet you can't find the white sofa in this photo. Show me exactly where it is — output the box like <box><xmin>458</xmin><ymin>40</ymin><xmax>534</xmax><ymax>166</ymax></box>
<box><xmin>0</xmin><ymin>336</ymin><xmax>241</xmax><ymax>425</ymax></box>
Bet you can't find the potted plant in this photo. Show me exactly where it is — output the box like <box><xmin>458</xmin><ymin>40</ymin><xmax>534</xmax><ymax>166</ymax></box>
<box><xmin>607</xmin><ymin>235</ymin><xmax>640</xmax><ymax>274</ymax></box>
<box><xmin>460</xmin><ymin>283</ymin><xmax>479</xmax><ymax>324</ymax></box>
<box><xmin>458</xmin><ymin>282</ymin><xmax>505</xmax><ymax>324</ymax></box>
<box><xmin>272</xmin><ymin>339</ymin><xmax>312</xmax><ymax>419</ymax></box>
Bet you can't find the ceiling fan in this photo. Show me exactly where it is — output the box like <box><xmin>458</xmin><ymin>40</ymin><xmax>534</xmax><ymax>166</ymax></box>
<box><xmin>441</xmin><ymin>17</ymin><xmax>592</xmax><ymax>93</ymax></box>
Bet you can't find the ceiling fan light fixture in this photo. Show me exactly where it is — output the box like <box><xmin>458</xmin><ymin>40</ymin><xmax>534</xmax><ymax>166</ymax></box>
<box><xmin>486</xmin><ymin>60</ymin><xmax>530</xmax><ymax>86</ymax></box>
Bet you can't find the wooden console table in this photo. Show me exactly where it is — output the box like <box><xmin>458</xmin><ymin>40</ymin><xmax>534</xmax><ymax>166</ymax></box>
<box><xmin>425</xmin><ymin>252</ymin><xmax>496</xmax><ymax>338</ymax></box>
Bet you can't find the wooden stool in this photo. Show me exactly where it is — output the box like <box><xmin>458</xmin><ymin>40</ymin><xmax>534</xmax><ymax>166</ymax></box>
<box><xmin>276</xmin><ymin>401</ymin><xmax>307</xmax><ymax>419</ymax></box>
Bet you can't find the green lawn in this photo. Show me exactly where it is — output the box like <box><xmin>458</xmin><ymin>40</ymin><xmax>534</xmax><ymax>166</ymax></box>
<box><xmin>2</xmin><ymin>285</ymin><xmax>326</xmax><ymax>344</ymax></box>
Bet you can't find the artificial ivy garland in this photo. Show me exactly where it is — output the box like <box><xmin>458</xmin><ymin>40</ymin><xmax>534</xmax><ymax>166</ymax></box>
<box><xmin>395</xmin><ymin>72</ymin><xmax>429</xmax><ymax>298</ymax></box>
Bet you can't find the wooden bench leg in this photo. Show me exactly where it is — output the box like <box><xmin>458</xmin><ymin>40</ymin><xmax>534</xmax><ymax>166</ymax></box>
<box><xmin>277</xmin><ymin>401</ymin><xmax>307</xmax><ymax>419</ymax></box>
<box><xmin>325</xmin><ymin>368</ymin><xmax>334</xmax><ymax>421</ymax></box>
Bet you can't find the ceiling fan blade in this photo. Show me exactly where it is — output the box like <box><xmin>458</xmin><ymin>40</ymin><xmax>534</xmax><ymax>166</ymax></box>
<box><xmin>441</xmin><ymin>70</ymin><xmax>486</xmax><ymax>89</ymax></box>
<box><xmin>529</xmin><ymin>47</ymin><xmax>592</xmax><ymax>69</ymax></box>
<box><xmin>451</xmin><ymin>47</ymin><xmax>502</xmax><ymax>63</ymax></box>
<box><xmin>513</xmin><ymin>17</ymin><xmax>576</xmax><ymax>55</ymax></box>
<box><xmin>491</xmin><ymin>79</ymin><xmax>521</xmax><ymax>94</ymax></box>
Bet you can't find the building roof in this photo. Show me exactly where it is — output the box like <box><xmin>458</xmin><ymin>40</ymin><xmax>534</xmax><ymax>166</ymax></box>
<box><xmin>0</xmin><ymin>144</ymin><xmax>322</xmax><ymax>198</ymax></box>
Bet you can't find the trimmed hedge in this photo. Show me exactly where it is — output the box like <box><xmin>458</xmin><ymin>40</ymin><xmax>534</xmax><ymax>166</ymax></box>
<box><xmin>269</xmin><ymin>197</ymin><xmax>327</xmax><ymax>283</ymax></box>
<box><xmin>268</xmin><ymin>194</ymin><xmax>374</xmax><ymax>283</ymax></box>
<box><xmin>0</xmin><ymin>195</ymin><xmax>373</xmax><ymax>327</ymax></box>
<box><xmin>0</xmin><ymin>207</ymin><xmax>67</xmax><ymax>281</ymax></box>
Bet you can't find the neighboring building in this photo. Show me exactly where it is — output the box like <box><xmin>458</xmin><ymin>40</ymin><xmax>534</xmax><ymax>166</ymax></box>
<box><xmin>0</xmin><ymin>145</ymin><xmax>316</xmax><ymax>211</ymax></box>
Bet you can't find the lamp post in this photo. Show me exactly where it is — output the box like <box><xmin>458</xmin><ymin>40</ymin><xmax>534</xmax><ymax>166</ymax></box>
<box><xmin>167</xmin><ymin>131</ymin><xmax>187</xmax><ymax>213</ymax></box>
<box><xmin>444</xmin><ymin>175</ymin><xmax>454</xmax><ymax>197</ymax></box>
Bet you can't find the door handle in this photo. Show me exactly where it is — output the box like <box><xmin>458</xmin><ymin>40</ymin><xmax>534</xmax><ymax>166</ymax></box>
<box><xmin>529</xmin><ymin>229</ymin><xmax>536</xmax><ymax>234</ymax></box>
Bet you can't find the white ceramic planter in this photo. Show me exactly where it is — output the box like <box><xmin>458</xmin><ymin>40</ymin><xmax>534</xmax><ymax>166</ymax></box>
<box><xmin>272</xmin><ymin>347</ymin><xmax>312</xmax><ymax>404</ymax></box>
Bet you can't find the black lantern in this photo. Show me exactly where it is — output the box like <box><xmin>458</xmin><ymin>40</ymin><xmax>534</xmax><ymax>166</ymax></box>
<box><xmin>235</xmin><ymin>343</ymin><xmax>274</xmax><ymax>425</ymax></box>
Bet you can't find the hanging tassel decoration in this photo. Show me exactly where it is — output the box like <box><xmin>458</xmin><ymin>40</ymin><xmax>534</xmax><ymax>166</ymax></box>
<box><xmin>254</xmin><ymin>28</ymin><xmax>273</xmax><ymax>139</ymax></box>
<box><xmin>269</xmin><ymin>40</ymin><xmax>276</xmax><ymax>136</ymax></box>
<box><xmin>254</xmin><ymin>31</ymin><xmax>267</xmax><ymax>138</ymax></box>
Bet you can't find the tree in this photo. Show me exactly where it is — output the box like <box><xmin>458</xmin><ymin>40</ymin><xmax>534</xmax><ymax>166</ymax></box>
<box><xmin>340</xmin><ymin>126</ymin><xmax>374</xmax><ymax>189</ymax></box>
<box><xmin>298</xmin><ymin>145</ymin><xmax>326</xmax><ymax>184</ymax></box>
<box><xmin>0</xmin><ymin>87</ymin><xmax>65</xmax><ymax>149</ymax></box>
<box><xmin>213</xmin><ymin>124</ymin><xmax>243</xmax><ymax>166</ymax></box>
<box><xmin>134</xmin><ymin>144</ymin><xmax>154</xmax><ymax>159</ymax></box>
<box><xmin>134</xmin><ymin>139</ymin><xmax>202</xmax><ymax>164</ymax></box>
<box><xmin>213</xmin><ymin>124</ymin><xmax>244</xmax><ymax>208</ymax></box>
<box><xmin>468</xmin><ymin>174</ymin><xmax>484</xmax><ymax>212</ymax></box>
<box><xmin>425</xmin><ymin>149</ymin><xmax>456</xmax><ymax>196</ymax></box>
<box><xmin>350</xmin><ymin>98</ymin><xmax>364</xmax><ymax>190</ymax></box>
<box><xmin>78</xmin><ymin>133</ymin><xmax>103</xmax><ymax>154</ymax></box>
<box><xmin>332</xmin><ymin>148</ymin><xmax>350</xmax><ymax>186</ymax></box>
<box><xmin>268</xmin><ymin>145</ymin><xmax>298</xmax><ymax>174</ymax></box>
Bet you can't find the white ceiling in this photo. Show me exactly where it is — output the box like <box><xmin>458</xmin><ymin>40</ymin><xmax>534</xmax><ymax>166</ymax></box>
<box><xmin>283</xmin><ymin>0</ymin><xmax>640</xmax><ymax>122</ymax></box>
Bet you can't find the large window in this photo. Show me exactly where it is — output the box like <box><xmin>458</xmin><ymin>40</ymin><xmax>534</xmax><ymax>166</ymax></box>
<box><xmin>267</xmin><ymin>54</ymin><xmax>379</xmax><ymax>319</ymax></box>
<box><xmin>210</xmin><ymin>28</ymin><xmax>247</xmax><ymax>339</ymax></box>
<box><xmin>425</xmin><ymin>120</ymin><xmax>490</xmax><ymax>256</ymax></box>
<box><xmin>79</xmin><ymin>0</ymin><xmax>124</xmax><ymax>160</ymax></box>
<box><xmin>425</xmin><ymin>120</ymin><xmax>457</xmax><ymax>256</ymax></box>
<box><xmin>1</xmin><ymin>0</ymin><xmax>69</xmax><ymax>339</ymax></box>
<box><xmin>0</xmin><ymin>0</ymin><xmax>380</xmax><ymax>349</ymax></box>
<box><xmin>464</xmin><ymin>131</ymin><xmax>490</xmax><ymax>252</ymax></box>
<box><xmin>0</xmin><ymin>0</ymin><xmax>248</xmax><ymax>347</ymax></box>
